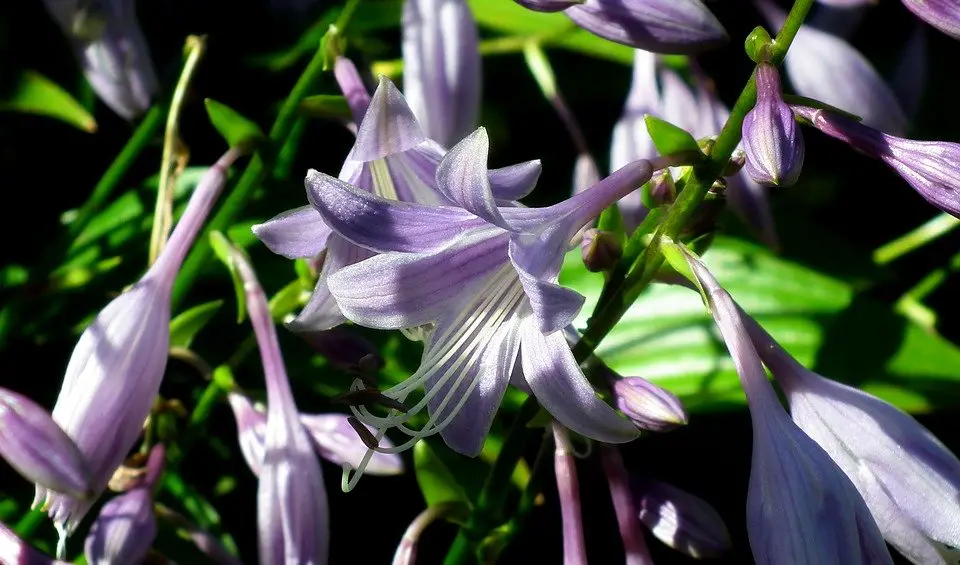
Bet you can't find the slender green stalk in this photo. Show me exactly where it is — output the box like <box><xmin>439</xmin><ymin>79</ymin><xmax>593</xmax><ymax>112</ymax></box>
<box><xmin>873</xmin><ymin>213</ymin><xmax>960</xmax><ymax>265</ymax></box>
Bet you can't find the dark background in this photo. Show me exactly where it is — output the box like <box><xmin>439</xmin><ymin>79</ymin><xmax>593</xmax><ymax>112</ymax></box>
<box><xmin>1</xmin><ymin>0</ymin><xmax>958</xmax><ymax>563</ymax></box>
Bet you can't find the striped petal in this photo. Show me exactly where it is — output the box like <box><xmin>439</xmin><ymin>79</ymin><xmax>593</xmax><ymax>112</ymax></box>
<box><xmin>252</xmin><ymin>206</ymin><xmax>332</xmax><ymax>260</ymax></box>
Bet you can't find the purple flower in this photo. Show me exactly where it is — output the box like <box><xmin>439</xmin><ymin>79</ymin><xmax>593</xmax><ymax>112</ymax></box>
<box><xmin>36</xmin><ymin>150</ymin><xmax>240</xmax><ymax>536</ymax></box>
<box><xmin>562</xmin><ymin>0</ymin><xmax>728</xmax><ymax>54</ymax></box>
<box><xmin>513</xmin><ymin>0</ymin><xmax>584</xmax><ymax>11</ymax></box>
<box><xmin>84</xmin><ymin>444</ymin><xmax>164</xmax><ymax>565</ymax></box>
<box><xmin>743</xmin><ymin>317</ymin><xmax>960</xmax><ymax>564</ymax></box>
<box><xmin>229</xmin><ymin>250</ymin><xmax>329</xmax><ymax>565</ymax></box>
<box><xmin>611</xmin><ymin>377</ymin><xmax>687</xmax><ymax>432</ymax></box>
<box><xmin>599</xmin><ymin>446</ymin><xmax>654</xmax><ymax>565</ymax></box>
<box><xmin>402</xmin><ymin>0</ymin><xmax>481</xmax><ymax>148</ymax></box>
<box><xmin>253</xmin><ymin>74</ymin><xmax>541</xmax><ymax>333</ymax></box>
<box><xmin>580</xmin><ymin>228</ymin><xmax>622</xmax><ymax>273</ymax></box>
<box><xmin>631</xmin><ymin>477</ymin><xmax>732</xmax><ymax>558</ymax></box>
<box><xmin>0</xmin><ymin>521</ymin><xmax>70</xmax><ymax>565</ymax></box>
<box><xmin>757</xmin><ymin>0</ymin><xmax>907</xmax><ymax>135</ymax></box>
<box><xmin>0</xmin><ymin>388</ymin><xmax>91</xmax><ymax>500</ymax></box>
<box><xmin>742</xmin><ymin>63</ymin><xmax>805</xmax><ymax>187</ymax></box>
<box><xmin>227</xmin><ymin>392</ymin><xmax>403</xmax><ymax>478</ymax></box>
<box><xmin>681</xmin><ymin>247</ymin><xmax>893</xmax><ymax>564</ymax></box>
<box><xmin>41</xmin><ymin>0</ymin><xmax>158</xmax><ymax>120</ymax></box>
<box><xmin>795</xmin><ymin>105</ymin><xmax>960</xmax><ymax>217</ymax></box>
<box><xmin>307</xmin><ymin>128</ymin><xmax>650</xmax><ymax>475</ymax></box>
<box><xmin>901</xmin><ymin>0</ymin><xmax>960</xmax><ymax>40</ymax></box>
<box><xmin>553</xmin><ymin>423</ymin><xmax>588</xmax><ymax>564</ymax></box>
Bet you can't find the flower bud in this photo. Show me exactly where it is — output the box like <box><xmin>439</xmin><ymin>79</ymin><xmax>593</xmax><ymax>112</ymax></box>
<box><xmin>580</xmin><ymin>228</ymin><xmax>622</xmax><ymax>272</ymax></box>
<box><xmin>742</xmin><ymin>63</ymin><xmax>805</xmax><ymax>187</ymax></box>
<box><xmin>0</xmin><ymin>388</ymin><xmax>92</xmax><ymax>500</ymax></box>
<box><xmin>646</xmin><ymin>170</ymin><xmax>677</xmax><ymax>206</ymax></box>
<box><xmin>901</xmin><ymin>0</ymin><xmax>960</xmax><ymax>40</ymax></box>
<box><xmin>513</xmin><ymin>0</ymin><xmax>584</xmax><ymax>12</ymax></box>
<box><xmin>612</xmin><ymin>377</ymin><xmax>688</xmax><ymax>432</ymax></box>
<box><xmin>632</xmin><ymin>477</ymin><xmax>732</xmax><ymax>558</ymax></box>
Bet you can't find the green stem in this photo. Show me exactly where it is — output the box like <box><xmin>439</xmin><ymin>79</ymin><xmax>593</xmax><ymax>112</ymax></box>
<box><xmin>170</xmin><ymin>40</ymin><xmax>329</xmax><ymax>309</ymax></box>
<box><xmin>873</xmin><ymin>213</ymin><xmax>960</xmax><ymax>265</ymax></box>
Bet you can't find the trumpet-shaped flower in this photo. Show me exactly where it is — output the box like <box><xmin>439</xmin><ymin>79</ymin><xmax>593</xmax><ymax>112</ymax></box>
<box><xmin>229</xmin><ymin>250</ymin><xmax>329</xmax><ymax>565</ymax></box>
<box><xmin>253</xmin><ymin>72</ymin><xmax>542</xmax><ymax>332</ymax></box>
<box><xmin>682</xmin><ymin>247</ymin><xmax>893</xmax><ymax>564</ymax></box>
<box><xmin>36</xmin><ymin>150</ymin><xmax>240</xmax><ymax>537</ymax></box>
<box><xmin>308</xmin><ymin>127</ymin><xmax>649</xmax><ymax>483</ymax></box>
<box><xmin>227</xmin><ymin>392</ymin><xmax>403</xmax><ymax>477</ymax></box>
<box><xmin>41</xmin><ymin>0</ymin><xmax>158</xmax><ymax>120</ymax></box>
<box><xmin>794</xmin><ymin>105</ymin><xmax>960</xmax><ymax>217</ymax></box>
<box><xmin>742</xmin><ymin>63</ymin><xmax>805</xmax><ymax>187</ymax></box>
<box><xmin>743</xmin><ymin>316</ymin><xmax>960</xmax><ymax>564</ymax></box>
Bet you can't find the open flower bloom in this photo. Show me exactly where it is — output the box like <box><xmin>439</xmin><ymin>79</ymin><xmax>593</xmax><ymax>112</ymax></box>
<box><xmin>794</xmin><ymin>105</ymin><xmax>960</xmax><ymax>217</ymax></box>
<box><xmin>229</xmin><ymin>250</ymin><xmax>329</xmax><ymax>565</ymax></box>
<box><xmin>308</xmin><ymin>128</ymin><xmax>649</xmax><ymax>481</ymax></box>
<box><xmin>742</xmin><ymin>63</ymin><xmax>805</xmax><ymax>187</ymax></box>
<box><xmin>681</xmin><ymin>246</ymin><xmax>893</xmax><ymax>564</ymax></box>
<box><xmin>42</xmin><ymin>0</ymin><xmax>158</xmax><ymax>120</ymax></box>
<box><xmin>742</xmin><ymin>317</ymin><xmax>960</xmax><ymax>564</ymax></box>
<box><xmin>253</xmin><ymin>71</ymin><xmax>542</xmax><ymax>332</ymax></box>
<box><xmin>84</xmin><ymin>444</ymin><xmax>164</xmax><ymax>565</ymax></box>
<box><xmin>901</xmin><ymin>0</ymin><xmax>960</xmax><ymax>40</ymax></box>
<box><xmin>36</xmin><ymin>150</ymin><xmax>240</xmax><ymax>536</ymax></box>
<box><xmin>227</xmin><ymin>392</ymin><xmax>403</xmax><ymax>477</ymax></box>
<box><xmin>402</xmin><ymin>0</ymin><xmax>481</xmax><ymax>148</ymax></box>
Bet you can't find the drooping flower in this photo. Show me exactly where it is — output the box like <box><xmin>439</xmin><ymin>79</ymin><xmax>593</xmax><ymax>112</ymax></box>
<box><xmin>631</xmin><ymin>476</ymin><xmax>732</xmax><ymax>558</ymax></box>
<box><xmin>228</xmin><ymin>249</ymin><xmax>329</xmax><ymax>565</ymax></box>
<box><xmin>253</xmin><ymin>72</ymin><xmax>542</xmax><ymax>333</ymax></box>
<box><xmin>307</xmin><ymin>128</ymin><xmax>651</xmax><ymax>479</ymax></box>
<box><xmin>680</xmin><ymin>245</ymin><xmax>893</xmax><ymax>564</ymax></box>
<box><xmin>553</xmin><ymin>422</ymin><xmax>588</xmax><ymax>565</ymax></box>
<box><xmin>743</xmin><ymin>315</ymin><xmax>960</xmax><ymax>565</ymax></box>
<box><xmin>0</xmin><ymin>387</ymin><xmax>91</xmax><ymax>500</ymax></box>
<box><xmin>794</xmin><ymin>105</ymin><xmax>960</xmax><ymax>217</ymax></box>
<box><xmin>757</xmin><ymin>0</ymin><xmax>908</xmax><ymax>135</ymax></box>
<box><xmin>560</xmin><ymin>0</ymin><xmax>728</xmax><ymax>54</ymax></box>
<box><xmin>598</xmin><ymin>446</ymin><xmax>655</xmax><ymax>565</ymax></box>
<box><xmin>227</xmin><ymin>392</ymin><xmax>403</xmax><ymax>478</ymax></box>
<box><xmin>41</xmin><ymin>0</ymin><xmax>158</xmax><ymax>120</ymax></box>
<box><xmin>0</xmin><ymin>521</ymin><xmax>70</xmax><ymax>565</ymax></box>
<box><xmin>84</xmin><ymin>444</ymin><xmax>165</xmax><ymax>565</ymax></box>
<box><xmin>742</xmin><ymin>62</ymin><xmax>805</xmax><ymax>187</ymax></box>
<box><xmin>402</xmin><ymin>0</ymin><xmax>481</xmax><ymax>148</ymax></box>
<box><xmin>900</xmin><ymin>0</ymin><xmax>960</xmax><ymax>40</ymax></box>
<box><xmin>36</xmin><ymin>149</ymin><xmax>241</xmax><ymax>536</ymax></box>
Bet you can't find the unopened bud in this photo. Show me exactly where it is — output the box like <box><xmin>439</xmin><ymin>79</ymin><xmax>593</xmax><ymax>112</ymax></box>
<box><xmin>632</xmin><ymin>477</ymin><xmax>732</xmax><ymax>558</ymax></box>
<box><xmin>580</xmin><ymin>229</ymin><xmax>622</xmax><ymax>272</ymax></box>
<box><xmin>613</xmin><ymin>377</ymin><xmax>688</xmax><ymax>432</ymax></box>
<box><xmin>647</xmin><ymin>170</ymin><xmax>677</xmax><ymax>206</ymax></box>
<box><xmin>742</xmin><ymin>63</ymin><xmax>805</xmax><ymax>187</ymax></box>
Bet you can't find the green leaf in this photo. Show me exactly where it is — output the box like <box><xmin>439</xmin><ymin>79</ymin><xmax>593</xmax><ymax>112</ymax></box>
<box><xmin>268</xmin><ymin>279</ymin><xmax>306</xmax><ymax>320</ymax></box>
<box><xmin>204</xmin><ymin>99</ymin><xmax>265</xmax><ymax>150</ymax></box>
<box><xmin>467</xmin><ymin>0</ymin><xmax>633</xmax><ymax>65</ymax></box>
<box><xmin>561</xmin><ymin>236</ymin><xmax>960</xmax><ymax>413</ymax></box>
<box><xmin>0</xmin><ymin>71</ymin><xmax>97</xmax><ymax>132</ymax></box>
<box><xmin>298</xmin><ymin>95</ymin><xmax>352</xmax><ymax>119</ymax></box>
<box><xmin>414</xmin><ymin>440</ymin><xmax>471</xmax><ymax>507</ymax></box>
<box><xmin>209</xmin><ymin>231</ymin><xmax>246</xmax><ymax>323</ymax></box>
<box><xmin>169</xmin><ymin>300</ymin><xmax>224</xmax><ymax>348</ymax></box>
<box><xmin>644</xmin><ymin>115</ymin><xmax>702</xmax><ymax>156</ymax></box>
<box><xmin>161</xmin><ymin>473</ymin><xmax>239</xmax><ymax>556</ymax></box>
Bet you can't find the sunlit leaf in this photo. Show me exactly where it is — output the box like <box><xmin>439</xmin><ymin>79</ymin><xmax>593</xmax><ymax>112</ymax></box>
<box><xmin>169</xmin><ymin>300</ymin><xmax>224</xmax><ymax>348</ymax></box>
<box><xmin>204</xmin><ymin>99</ymin><xmax>265</xmax><ymax>150</ymax></box>
<box><xmin>0</xmin><ymin>71</ymin><xmax>97</xmax><ymax>132</ymax></box>
<box><xmin>644</xmin><ymin>115</ymin><xmax>702</xmax><ymax>157</ymax></box>
<box><xmin>414</xmin><ymin>440</ymin><xmax>471</xmax><ymax>507</ymax></box>
<box><xmin>209</xmin><ymin>231</ymin><xmax>247</xmax><ymax>323</ymax></box>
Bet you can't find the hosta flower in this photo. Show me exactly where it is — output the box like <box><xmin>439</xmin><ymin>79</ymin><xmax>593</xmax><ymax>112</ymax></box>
<box><xmin>0</xmin><ymin>521</ymin><xmax>70</xmax><ymax>564</ymax></box>
<box><xmin>611</xmin><ymin>376</ymin><xmax>687</xmax><ymax>433</ymax></box>
<box><xmin>599</xmin><ymin>446</ymin><xmax>655</xmax><ymax>565</ymax></box>
<box><xmin>631</xmin><ymin>476</ymin><xmax>732</xmax><ymax>558</ymax></box>
<box><xmin>0</xmin><ymin>387</ymin><xmax>91</xmax><ymax>500</ymax></box>
<box><xmin>227</xmin><ymin>392</ymin><xmax>402</xmax><ymax>477</ymax></box>
<box><xmin>84</xmin><ymin>444</ymin><xmax>165</xmax><ymax>565</ymax></box>
<box><xmin>308</xmin><ymin>128</ymin><xmax>650</xmax><ymax>477</ymax></box>
<box><xmin>681</xmin><ymin>246</ymin><xmax>893</xmax><ymax>564</ymax></box>
<box><xmin>253</xmin><ymin>73</ymin><xmax>541</xmax><ymax>332</ymax></box>
<box><xmin>744</xmin><ymin>316</ymin><xmax>960</xmax><ymax>564</ymax></box>
<box><xmin>41</xmin><ymin>0</ymin><xmax>158</xmax><ymax>120</ymax></box>
<box><xmin>742</xmin><ymin>63</ymin><xmax>805</xmax><ymax>187</ymax></box>
<box><xmin>757</xmin><ymin>0</ymin><xmax>908</xmax><ymax>134</ymax></box>
<box><xmin>794</xmin><ymin>105</ymin><xmax>960</xmax><ymax>217</ymax></box>
<box><xmin>553</xmin><ymin>423</ymin><xmax>588</xmax><ymax>564</ymax></box>
<box><xmin>402</xmin><ymin>0</ymin><xmax>481</xmax><ymax>148</ymax></box>
<box><xmin>229</xmin><ymin>249</ymin><xmax>329</xmax><ymax>565</ymax></box>
<box><xmin>36</xmin><ymin>150</ymin><xmax>240</xmax><ymax>536</ymax></box>
<box><xmin>901</xmin><ymin>0</ymin><xmax>960</xmax><ymax>40</ymax></box>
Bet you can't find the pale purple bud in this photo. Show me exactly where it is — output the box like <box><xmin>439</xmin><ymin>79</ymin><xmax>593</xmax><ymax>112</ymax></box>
<box><xmin>795</xmin><ymin>106</ymin><xmax>960</xmax><ymax>217</ymax></box>
<box><xmin>683</xmin><ymin>248</ymin><xmax>894</xmax><ymax>565</ymax></box>
<box><xmin>631</xmin><ymin>477</ymin><xmax>732</xmax><ymax>558</ymax></box>
<box><xmin>228</xmin><ymin>392</ymin><xmax>402</xmax><ymax>477</ymax></box>
<box><xmin>758</xmin><ymin>0</ymin><xmax>908</xmax><ymax>134</ymax></box>
<box><xmin>744</xmin><ymin>316</ymin><xmax>960</xmax><ymax>565</ymax></box>
<box><xmin>901</xmin><ymin>0</ymin><xmax>960</xmax><ymax>40</ymax></box>
<box><xmin>648</xmin><ymin>170</ymin><xmax>676</xmax><ymax>206</ymax></box>
<box><xmin>231</xmin><ymin>252</ymin><xmax>329</xmax><ymax>565</ymax></box>
<box><xmin>573</xmin><ymin>153</ymin><xmax>601</xmax><ymax>195</ymax></box>
<box><xmin>334</xmin><ymin>56</ymin><xmax>372</xmax><ymax>125</ymax></box>
<box><xmin>742</xmin><ymin>63</ymin><xmax>805</xmax><ymax>187</ymax></box>
<box><xmin>612</xmin><ymin>377</ymin><xmax>688</xmax><ymax>432</ymax></box>
<box><xmin>0</xmin><ymin>521</ymin><xmax>70</xmax><ymax>565</ymax></box>
<box><xmin>580</xmin><ymin>228</ymin><xmax>622</xmax><ymax>273</ymax></box>
<box><xmin>41</xmin><ymin>0</ymin><xmax>158</xmax><ymax>120</ymax></box>
<box><xmin>513</xmin><ymin>0</ymin><xmax>583</xmax><ymax>12</ymax></box>
<box><xmin>84</xmin><ymin>444</ymin><xmax>164</xmax><ymax>565</ymax></box>
<box><xmin>553</xmin><ymin>423</ymin><xmax>587</xmax><ymax>565</ymax></box>
<box><xmin>37</xmin><ymin>150</ymin><xmax>239</xmax><ymax>534</ymax></box>
<box><xmin>402</xmin><ymin>0</ymin><xmax>481</xmax><ymax>147</ymax></box>
<box><xmin>599</xmin><ymin>447</ymin><xmax>654</xmax><ymax>565</ymax></box>
<box><xmin>0</xmin><ymin>388</ymin><xmax>92</xmax><ymax>500</ymax></box>
<box><xmin>564</xmin><ymin>0</ymin><xmax>728</xmax><ymax>54</ymax></box>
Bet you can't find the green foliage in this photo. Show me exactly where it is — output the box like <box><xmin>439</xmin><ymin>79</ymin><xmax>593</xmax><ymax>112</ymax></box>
<box><xmin>644</xmin><ymin>115</ymin><xmax>704</xmax><ymax>157</ymax></box>
<box><xmin>169</xmin><ymin>301</ymin><xmax>225</xmax><ymax>348</ymax></box>
<box><xmin>0</xmin><ymin>71</ymin><xmax>97</xmax><ymax>132</ymax></box>
<box><xmin>204</xmin><ymin>99</ymin><xmax>265</xmax><ymax>150</ymax></box>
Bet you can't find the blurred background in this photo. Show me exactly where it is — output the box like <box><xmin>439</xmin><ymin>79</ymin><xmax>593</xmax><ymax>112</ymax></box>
<box><xmin>1</xmin><ymin>0</ymin><xmax>959</xmax><ymax>563</ymax></box>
